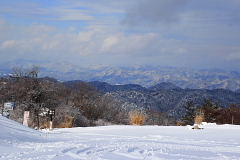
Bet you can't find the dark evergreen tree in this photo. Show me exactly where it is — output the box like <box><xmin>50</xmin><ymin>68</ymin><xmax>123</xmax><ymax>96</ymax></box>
<box><xmin>201</xmin><ymin>99</ymin><xmax>219</xmax><ymax>123</ymax></box>
<box><xmin>182</xmin><ymin>101</ymin><xmax>196</xmax><ymax>125</ymax></box>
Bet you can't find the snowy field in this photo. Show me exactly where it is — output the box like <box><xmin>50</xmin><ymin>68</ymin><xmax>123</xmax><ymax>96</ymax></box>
<box><xmin>1</xmin><ymin>116</ymin><xmax>240</xmax><ymax>160</ymax></box>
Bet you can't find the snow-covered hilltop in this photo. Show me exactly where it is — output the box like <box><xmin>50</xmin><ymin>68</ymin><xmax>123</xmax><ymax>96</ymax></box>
<box><xmin>1</xmin><ymin>115</ymin><xmax>240</xmax><ymax>160</ymax></box>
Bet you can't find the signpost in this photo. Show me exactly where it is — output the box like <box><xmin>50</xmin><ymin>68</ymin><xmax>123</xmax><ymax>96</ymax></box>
<box><xmin>48</xmin><ymin>109</ymin><xmax>55</xmax><ymax>130</ymax></box>
<box><xmin>2</xmin><ymin>102</ymin><xmax>15</xmax><ymax>118</ymax></box>
<box><xmin>38</xmin><ymin>107</ymin><xmax>55</xmax><ymax>130</ymax></box>
<box><xmin>4</xmin><ymin>102</ymin><xmax>15</xmax><ymax>110</ymax></box>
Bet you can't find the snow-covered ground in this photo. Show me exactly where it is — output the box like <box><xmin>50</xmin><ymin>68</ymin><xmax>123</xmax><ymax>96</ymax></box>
<box><xmin>1</xmin><ymin>116</ymin><xmax>240</xmax><ymax>160</ymax></box>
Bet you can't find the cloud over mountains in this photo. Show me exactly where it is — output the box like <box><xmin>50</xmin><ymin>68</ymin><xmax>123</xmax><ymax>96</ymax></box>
<box><xmin>0</xmin><ymin>0</ymin><xmax>239</xmax><ymax>70</ymax></box>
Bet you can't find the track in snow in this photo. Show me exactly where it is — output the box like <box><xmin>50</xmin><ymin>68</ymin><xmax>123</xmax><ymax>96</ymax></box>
<box><xmin>1</xmin><ymin>116</ymin><xmax>240</xmax><ymax>160</ymax></box>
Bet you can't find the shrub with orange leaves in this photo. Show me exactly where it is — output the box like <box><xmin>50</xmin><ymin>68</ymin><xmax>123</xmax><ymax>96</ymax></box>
<box><xmin>129</xmin><ymin>110</ymin><xmax>146</xmax><ymax>125</ymax></box>
<box><xmin>194</xmin><ymin>109</ymin><xmax>204</xmax><ymax>125</ymax></box>
<box><xmin>55</xmin><ymin>116</ymin><xmax>74</xmax><ymax>128</ymax></box>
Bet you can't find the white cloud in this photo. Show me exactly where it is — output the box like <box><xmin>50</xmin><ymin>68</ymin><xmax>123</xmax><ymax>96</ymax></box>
<box><xmin>0</xmin><ymin>18</ymin><xmax>239</xmax><ymax>70</ymax></box>
<box><xmin>101</xmin><ymin>36</ymin><xmax>119</xmax><ymax>51</ymax></box>
<box><xmin>0</xmin><ymin>1</ymin><xmax>94</xmax><ymax>21</ymax></box>
<box><xmin>1</xmin><ymin>40</ymin><xmax>17</xmax><ymax>49</ymax></box>
<box><xmin>0</xmin><ymin>22</ymin><xmax>160</xmax><ymax>58</ymax></box>
<box><xmin>38</xmin><ymin>8</ymin><xmax>94</xmax><ymax>21</ymax></box>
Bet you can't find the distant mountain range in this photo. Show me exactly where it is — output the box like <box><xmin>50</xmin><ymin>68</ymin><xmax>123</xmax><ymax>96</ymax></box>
<box><xmin>0</xmin><ymin>60</ymin><xmax>240</xmax><ymax>91</ymax></box>
<box><xmin>65</xmin><ymin>80</ymin><xmax>240</xmax><ymax>119</ymax></box>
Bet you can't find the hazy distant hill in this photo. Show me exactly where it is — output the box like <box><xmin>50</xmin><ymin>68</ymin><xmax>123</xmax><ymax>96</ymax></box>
<box><xmin>149</xmin><ymin>82</ymin><xmax>181</xmax><ymax>91</ymax></box>
<box><xmin>1</xmin><ymin>61</ymin><xmax>240</xmax><ymax>91</ymax></box>
<box><xmin>89</xmin><ymin>81</ymin><xmax>148</xmax><ymax>93</ymax></box>
<box><xmin>41</xmin><ymin>65</ymin><xmax>240</xmax><ymax>91</ymax></box>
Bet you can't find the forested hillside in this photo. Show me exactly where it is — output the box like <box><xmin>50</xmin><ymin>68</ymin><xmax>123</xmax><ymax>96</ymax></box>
<box><xmin>1</xmin><ymin>67</ymin><xmax>240</xmax><ymax>128</ymax></box>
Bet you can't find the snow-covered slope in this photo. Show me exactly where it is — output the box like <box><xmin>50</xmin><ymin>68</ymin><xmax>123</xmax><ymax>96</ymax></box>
<box><xmin>1</xmin><ymin>116</ymin><xmax>240</xmax><ymax>160</ymax></box>
<box><xmin>0</xmin><ymin>116</ymin><xmax>42</xmax><ymax>142</ymax></box>
<box><xmin>0</xmin><ymin>116</ymin><xmax>44</xmax><ymax>157</ymax></box>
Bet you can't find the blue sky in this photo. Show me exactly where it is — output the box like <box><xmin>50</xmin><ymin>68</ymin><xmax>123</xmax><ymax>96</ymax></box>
<box><xmin>0</xmin><ymin>0</ymin><xmax>240</xmax><ymax>70</ymax></box>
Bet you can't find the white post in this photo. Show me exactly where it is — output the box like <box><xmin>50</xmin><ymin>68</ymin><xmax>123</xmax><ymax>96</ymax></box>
<box><xmin>49</xmin><ymin>121</ymin><xmax>53</xmax><ymax>130</ymax></box>
<box><xmin>23</xmin><ymin>111</ymin><xmax>30</xmax><ymax>127</ymax></box>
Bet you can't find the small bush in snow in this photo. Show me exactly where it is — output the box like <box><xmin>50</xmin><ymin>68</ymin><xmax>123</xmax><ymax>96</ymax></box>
<box><xmin>129</xmin><ymin>110</ymin><xmax>146</xmax><ymax>125</ymax></box>
<box><xmin>55</xmin><ymin>115</ymin><xmax>74</xmax><ymax>128</ymax></box>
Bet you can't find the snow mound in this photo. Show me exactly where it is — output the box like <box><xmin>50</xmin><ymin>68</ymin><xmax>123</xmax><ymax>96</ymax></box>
<box><xmin>201</xmin><ymin>122</ymin><xmax>217</xmax><ymax>126</ymax></box>
<box><xmin>0</xmin><ymin>116</ymin><xmax>42</xmax><ymax>143</ymax></box>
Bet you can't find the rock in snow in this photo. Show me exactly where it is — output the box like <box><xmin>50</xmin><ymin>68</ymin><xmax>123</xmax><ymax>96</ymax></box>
<box><xmin>0</xmin><ymin>116</ymin><xmax>240</xmax><ymax>160</ymax></box>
